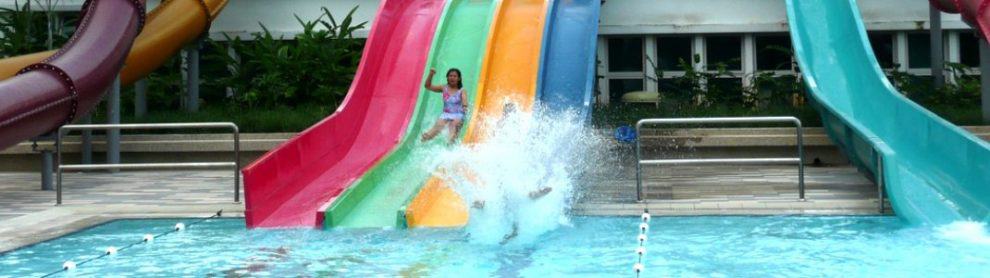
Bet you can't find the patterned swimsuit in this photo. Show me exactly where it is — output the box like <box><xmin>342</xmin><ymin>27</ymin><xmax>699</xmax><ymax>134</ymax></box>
<box><xmin>440</xmin><ymin>86</ymin><xmax>465</xmax><ymax>120</ymax></box>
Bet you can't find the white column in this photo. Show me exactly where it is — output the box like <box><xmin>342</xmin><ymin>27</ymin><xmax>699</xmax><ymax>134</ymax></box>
<box><xmin>693</xmin><ymin>35</ymin><xmax>706</xmax><ymax>71</ymax></box>
<box><xmin>895</xmin><ymin>32</ymin><xmax>909</xmax><ymax>71</ymax></box>
<box><xmin>644</xmin><ymin>36</ymin><xmax>658</xmax><ymax>93</ymax></box>
<box><xmin>597</xmin><ymin>37</ymin><xmax>609</xmax><ymax>105</ymax></box>
<box><xmin>948</xmin><ymin>31</ymin><xmax>961</xmax><ymax>84</ymax></box>
<box><xmin>693</xmin><ymin>35</ymin><xmax>707</xmax><ymax>90</ymax></box>
<box><xmin>742</xmin><ymin>34</ymin><xmax>756</xmax><ymax>88</ymax></box>
<box><xmin>948</xmin><ymin>31</ymin><xmax>961</xmax><ymax>63</ymax></box>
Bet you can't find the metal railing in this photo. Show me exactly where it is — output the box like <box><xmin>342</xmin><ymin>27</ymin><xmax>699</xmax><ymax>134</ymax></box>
<box><xmin>55</xmin><ymin>123</ymin><xmax>241</xmax><ymax>205</ymax></box>
<box><xmin>635</xmin><ymin>117</ymin><xmax>805</xmax><ymax>201</ymax></box>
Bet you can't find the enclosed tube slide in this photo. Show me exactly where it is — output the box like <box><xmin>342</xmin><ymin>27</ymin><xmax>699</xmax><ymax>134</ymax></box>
<box><xmin>0</xmin><ymin>0</ymin><xmax>228</xmax><ymax>85</ymax></box>
<box><xmin>0</xmin><ymin>0</ymin><xmax>145</xmax><ymax>150</ymax></box>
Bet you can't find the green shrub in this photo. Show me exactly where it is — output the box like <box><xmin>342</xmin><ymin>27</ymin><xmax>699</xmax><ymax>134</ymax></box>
<box><xmin>0</xmin><ymin>0</ymin><xmax>76</xmax><ymax>57</ymax></box>
<box><xmin>209</xmin><ymin>6</ymin><xmax>367</xmax><ymax>108</ymax></box>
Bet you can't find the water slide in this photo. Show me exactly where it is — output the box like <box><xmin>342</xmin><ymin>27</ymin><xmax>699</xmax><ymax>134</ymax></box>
<box><xmin>0</xmin><ymin>0</ymin><xmax>228</xmax><ymax>86</ymax></box>
<box><xmin>536</xmin><ymin>0</ymin><xmax>600</xmax><ymax>119</ymax></box>
<box><xmin>405</xmin><ymin>0</ymin><xmax>550</xmax><ymax>228</ymax></box>
<box><xmin>786</xmin><ymin>0</ymin><xmax>990</xmax><ymax>225</ymax></box>
<box><xmin>241</xmin><ymin>0</ymin><xmax>445</xmax><ymax>228</ymax></box>
<box><xmin>930</xmin><ymin>0</ymin><xmax>990</xmax><ymax>40</ymax></box>
<box><xmin>0</xmin><ymin>0</ymin><xmax>145</xmax><ymax>150</ymax></box>
<box><xmin>322</xmin><ymin>0</ymin><xmax>497</xmax><ymax>229</ymax></box>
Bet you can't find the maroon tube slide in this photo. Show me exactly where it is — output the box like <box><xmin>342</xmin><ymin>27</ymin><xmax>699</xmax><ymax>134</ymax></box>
<box><xmin>0</xmin><ymin>0</ymin><xmax>145</xmax><ymax>150</ymax></box>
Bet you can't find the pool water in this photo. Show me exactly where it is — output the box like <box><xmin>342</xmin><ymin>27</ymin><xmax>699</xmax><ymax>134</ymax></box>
<box><xmin>2</xmin><ymin>216</ymin><xmax>989</xmax><ymax>277</ymax></box>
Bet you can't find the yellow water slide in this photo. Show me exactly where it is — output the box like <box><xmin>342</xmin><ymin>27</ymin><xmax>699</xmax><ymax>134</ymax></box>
<box><xmin>404</xmin><ymin>0</ymin><xmax>549</xmax><ymax>228</ymax></box>
<box><xmin>0</xmin><ymin>0</ymin><xmax>228</xmax><ymax>84</ymax></box>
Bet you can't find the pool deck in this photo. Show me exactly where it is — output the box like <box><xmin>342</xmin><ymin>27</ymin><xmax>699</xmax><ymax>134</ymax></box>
<box><xmin>0</xmin><ymin>171</ymin><xmax>243</xmax><ymax>253</ymax></box>
<box><xmin>576</xmin><ymin>165</ymin><xmax>889</xmax><ymax>217</ymax></box>
<box><xmin>0</xmin><ymin>165</ymin><xmax>885</xmax><ymax>253</ymax></box>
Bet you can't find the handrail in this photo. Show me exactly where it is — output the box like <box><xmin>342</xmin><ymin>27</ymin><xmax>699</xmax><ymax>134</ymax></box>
<box><xmin>635</xmin><ymin>117</ymin><xmax>805</xmax><ymax>202</ymax></box>
<box><xmin>55</xmin><ymin>122</ymin><xmax>240</xmax><ymax>205</ymax></box>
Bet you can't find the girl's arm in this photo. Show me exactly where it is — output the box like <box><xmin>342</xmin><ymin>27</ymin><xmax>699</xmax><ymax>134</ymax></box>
<box><xmin>461</xmin><ymin>90</ymin><xmax>469</xmax><ymax>111</ymax></box>
<box><xmin>424</xmin><ymin>68</ymin><xmax>443</xmax><ymax>92</ymax></box>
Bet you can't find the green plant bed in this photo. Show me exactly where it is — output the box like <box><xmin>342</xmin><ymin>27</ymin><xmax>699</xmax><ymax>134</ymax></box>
<box><xmin>592</xmin><ymin>101</ymin><xmax>984</xmax><ymax>130</ymax></box>
<box><xmin>925</xmin><ymin>103</ymin><xmax>985</xmax><ymax>126</ymax></box>
<box><xmin>91</xmin><ymin>104</ymin><xmax>332</xmax><ymax>133</ymax></box>
<box><xmin>592</xmin><ymin>102</ymin><xmax>822</xmax><ymax>129</ymax></box>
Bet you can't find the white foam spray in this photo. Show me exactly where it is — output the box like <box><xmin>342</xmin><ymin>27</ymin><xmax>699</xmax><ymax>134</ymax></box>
<box><xmin>433</xmin><ymin>102</ymin><xmax>606</xmax><ymax>245</ymax></box>
<box><xmin>936</xmin><ymin>221</ymin><xmax>990</xmax><ymax>245</ymax></box>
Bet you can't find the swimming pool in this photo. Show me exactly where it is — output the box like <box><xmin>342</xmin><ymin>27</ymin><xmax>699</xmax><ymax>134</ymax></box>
<box><xmin>1</xmin><ymin>216</ymin><xmax>988</xmax><ymax>277</ymax></box>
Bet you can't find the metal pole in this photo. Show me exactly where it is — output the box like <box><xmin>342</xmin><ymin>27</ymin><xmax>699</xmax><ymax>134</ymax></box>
<box><xmin>41</xmin><ymin>150</ymin><xmax>53</xmax><ymax>191</ymax></box>
<box><xmin>135</xmin><ymin>79</ymin><xmax>148</xmax><ymax>118</ymax></box>
<box><xmin>981</xmin><ymin>37</ymin><xmax>990</xmax><ymax>123</ymax></box>
<box><xmin>80</xmin><ymin>114</ymin><xmax>92</xmax><ymax>164</ymax></box>
<box><xmin>635</xmin><ymin>123</ymin><xmax>643</xmax><ymax>202</ymax></box>
<box><xmin>796</xmin><ymin>121</ymin><xmax>805</xmax><ymax>201</ymax></box>
<box><xmin>107</xmin><ymin>74</ymin><xmax>121</xmax><ymax>173</ymax></box>
<box><xmin>233</xmin><ymin>126</ymin><xmax>241</xmax><ymax>203</ymax></box>
<box><xmin>56</xmin><ymin>131</ymin><xmax>63</xmax><ymax>205</ymax></box>
<box><xmin>931</xmin><ymin>6</ymin><xmax>945</xmax><ymax>89</ymax></box>
<box><xmin>185</xmin><ymin>40</ymin><xmax>201</xmax><ymax>112</ymax></box>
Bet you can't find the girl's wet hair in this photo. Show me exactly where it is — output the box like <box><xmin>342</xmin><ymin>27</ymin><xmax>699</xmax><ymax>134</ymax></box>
<box><xmin>447</xmin><ymin>68</ymin><xmax>463</xmax><ymax>89</ymax></box>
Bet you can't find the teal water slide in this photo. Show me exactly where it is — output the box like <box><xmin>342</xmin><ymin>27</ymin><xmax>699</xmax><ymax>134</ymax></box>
<box><xmin>786</xmin><ymin>0</ymin><xmax>990</xmax><ymax>224</ymax></box>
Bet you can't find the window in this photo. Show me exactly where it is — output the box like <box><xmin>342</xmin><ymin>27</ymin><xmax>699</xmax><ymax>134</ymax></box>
<box><xmin>960</xmin><ymin>32</ymin><xmax>979</xmax><ymax>67</ymax></box>
<box><xmin>756</xmin><ymin>35</ymin><xmax>793</xmax><ymax>71</ymax></box>
<box><xmin>868</xmin><ymin>33</ymin><xmax>895</xmax><ymax>68</ymax></box>
<box><xmin>706</xmin><ymin>36</ymin><xmax>742</xmax><ymax>70</ymax></box>
<box><xmin>608</xmin><ymin>37</ymin><xmax>643</xmax><ymax>72</ymax></box>
<box><xmin>907</xmin><ymin>33</ymin><xmax>931</xmax><ymax>69</ymax></box>
<box><xmin>609</xmin><ymin>79</ymin><xmax>644</xmax><ymax>102</ymax></box>
<box><xmin>657</xmin><ymin>36</ymin><xmax>693</xmax><ymax>71</ymax></box>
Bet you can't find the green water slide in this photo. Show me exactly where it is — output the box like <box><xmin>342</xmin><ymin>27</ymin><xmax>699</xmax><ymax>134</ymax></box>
<box><xmin>786</xmin><ymin>0</ymin><xmax>990</xmax><ymax>224</ymax></box>
<box><xmin>323</xmin><ymin>0</ymin><xmax>497</xmax><ymax>228</ymax></box>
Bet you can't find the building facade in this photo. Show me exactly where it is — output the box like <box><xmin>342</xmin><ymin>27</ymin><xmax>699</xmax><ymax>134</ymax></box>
<box><xmin>7</xmin><ymin>0</ymin><xmax>978</xmax><ymax>105</ymax></box>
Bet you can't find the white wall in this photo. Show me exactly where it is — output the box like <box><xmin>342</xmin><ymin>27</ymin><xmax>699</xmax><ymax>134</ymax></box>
<box><xmin>0</xmin><ymin>0</ymin><xmax>974</xmax><ymax>38</ymax></box>
<box><xmin>599</xmin><ymin>0</ymin><xmax>968</xmax><ymax>35</ymax></box>
<box><xmin>210</xmin><ymin>0</ymin><xmax>380</xmax><ymax>40</ymax></box>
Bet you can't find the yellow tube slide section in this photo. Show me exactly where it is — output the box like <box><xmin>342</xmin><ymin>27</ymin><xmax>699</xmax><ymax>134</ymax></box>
<box><xmin>0</xmin><ymin>0</ymin><xmax>228</xmax><ymax>85</ymax></box>
<box><xmin>405</xmin><ymin>0</ymin><xmax>549</xmax><ymax>228</ymax></box>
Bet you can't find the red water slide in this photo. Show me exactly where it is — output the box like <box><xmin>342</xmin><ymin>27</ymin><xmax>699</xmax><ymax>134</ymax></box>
<box><xmin>241</xmin><ymin>0</ymin><xmax>445</xmax><ymax>228</ymax></box>
<box><xmin>931</xmin><ymin>0</ymin><xmax>990</xmax><ymax>39</ymax></box>
<box><xmin>0</xmin><ymin>0</ymin><xmax>145</xmax><ymax>150</ymax></box>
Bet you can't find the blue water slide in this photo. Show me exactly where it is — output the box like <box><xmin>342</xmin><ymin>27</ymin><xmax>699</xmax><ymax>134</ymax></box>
<box><xmin>786</xmin><ymin>0</ymin><xmax>990</xmax><ymax>224</ymax></box>
<box><xmin>536</xmin><ymin>0</ymin><xmax>601</xmax><ymax>120</ymax></box>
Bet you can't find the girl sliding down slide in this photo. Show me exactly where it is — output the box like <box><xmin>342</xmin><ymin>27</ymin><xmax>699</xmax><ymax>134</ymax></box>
<box><xmin>422</xmin><ymin>68</ymin><xmax>469</xmax><ymax>144</ymax></box>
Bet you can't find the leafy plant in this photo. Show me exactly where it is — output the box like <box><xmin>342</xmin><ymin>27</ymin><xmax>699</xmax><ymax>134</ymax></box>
<box><xmin>886</xmin><ymin>62</ymin><xmax>980</xmax><ymax>107</ymax></box>
<box><xmin>648</xmin><ymin>54</ymin><xmax>737</xmax><ymax>107</ymax></box>
<box><xmin>0</xmin><ymin>0</ymin><xmax>76</xmax><ymax>57</ymax></box>
<box><xmin>210</xmin><ymin>6</ymin><xmax>367</xmax><ymax>108</ymax></box>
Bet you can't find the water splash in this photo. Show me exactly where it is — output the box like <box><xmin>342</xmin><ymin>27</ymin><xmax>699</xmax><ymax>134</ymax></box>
<box><xmin>433</xmin><ymin>102</ymin><xmax>607</xmax><ymax>245</ymax></box>
<box><xmin>936</xmin><ymin>221</ymin><xmax>990</xmax><ymax>245</ymax></box>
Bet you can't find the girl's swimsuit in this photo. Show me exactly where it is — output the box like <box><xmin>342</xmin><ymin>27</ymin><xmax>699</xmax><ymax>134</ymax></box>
<box><xmin>441</xmin><ymin>86</ymin><xmax>465</xmax><ymax>120</ymax></box>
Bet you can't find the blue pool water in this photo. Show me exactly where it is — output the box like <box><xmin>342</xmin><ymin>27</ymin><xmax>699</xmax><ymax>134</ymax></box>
<box><xmin>1</xmin><ymin>216</ymin><xmax>989</xmax><ymax>277</ymax></box>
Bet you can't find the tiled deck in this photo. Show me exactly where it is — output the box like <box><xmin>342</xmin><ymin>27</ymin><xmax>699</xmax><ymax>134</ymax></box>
<box><xmin>0</xmin><ymin>171</ymin><xmax>243</xmax><ymax>253</ymax></box>
<box><xmin>576</xmin><ymin>165</ymin><xmax>889</xmax><ymax>216</ymax></box>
